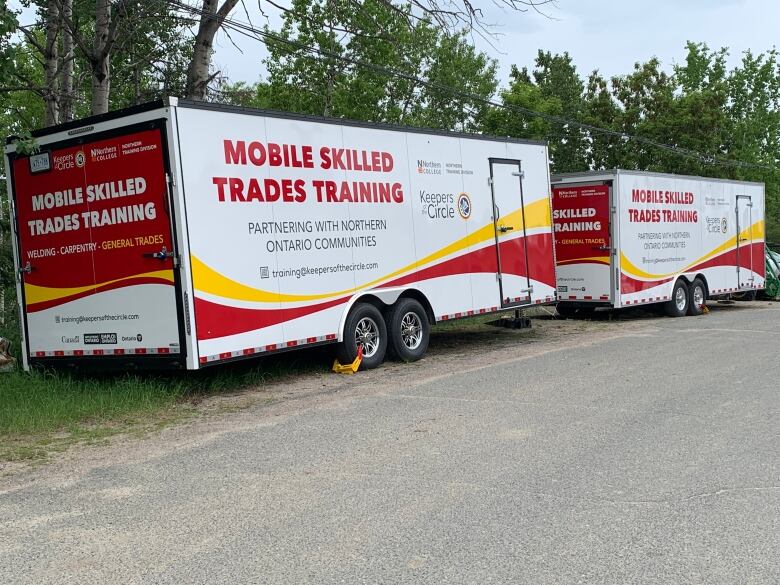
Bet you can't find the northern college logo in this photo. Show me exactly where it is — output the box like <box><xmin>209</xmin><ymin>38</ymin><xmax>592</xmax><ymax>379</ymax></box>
<box><xmin>417</xmin><ymin>160</ymin><xmax>442</xmax><ymax>175</ymax></box>
<box><xmin>75</xmin><ymin>150</ymin><xmax>86</xmax><ymax>167</ymax></box>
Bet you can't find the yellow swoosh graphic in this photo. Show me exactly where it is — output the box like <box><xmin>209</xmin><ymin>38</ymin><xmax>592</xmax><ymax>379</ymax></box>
<box><xmin>621</xmin><ymin>220</ymin><xmax>764</xmax><ymax>280</ymax></box>
<box><xmin>193</xmin><ymin>197</ymin><xmax>552</xmax><ymax>304</ymax></box>
<box><xmin>25</xmin><ymin>270</ymin><xmax>175</xmax><ymax>306</ymax></box>
<box><xmin>557</xmin><ymin>256</ymin><xmax>610</xmax><ymax>266</ymax></box>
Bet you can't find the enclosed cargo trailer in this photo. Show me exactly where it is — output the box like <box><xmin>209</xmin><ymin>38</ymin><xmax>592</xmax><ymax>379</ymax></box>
<box><xmin>5</xmin><ymin>98</ymin><xmax>557</xmax><ymax>370</ymax></box>
<box><xmin>551</xmin><ymin>170</ymin><xmax>765</xmax><ymax>317</ymax></box>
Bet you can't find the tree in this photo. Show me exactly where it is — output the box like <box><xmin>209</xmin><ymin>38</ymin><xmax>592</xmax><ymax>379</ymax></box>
<box><xmin>222</xmin><ymin>0</ymin><xmax>497</xmax><ymax>131</ymax></box>
<box><xmin>532</xmin><ymin>51</ymin><xmax>587</xmax><ymax>172</ymax></box>
<box><xmin>185</xmin><ymin>0</ymin><xmax>240</xmax><ymax>100</ymax></box>
<box><xmin>479</xmin><ymin>64</ymin><xmax>560</xmax><ymax>141</ymax></box>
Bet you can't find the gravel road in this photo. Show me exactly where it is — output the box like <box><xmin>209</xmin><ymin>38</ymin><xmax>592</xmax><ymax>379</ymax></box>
<box><xmin>1</xmin><ymin>302</ymin><xmax>778</xmax><ymax>584</ymax></box>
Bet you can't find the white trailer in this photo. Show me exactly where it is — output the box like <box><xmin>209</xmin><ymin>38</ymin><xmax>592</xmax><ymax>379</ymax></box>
<box><xmin>551</xmin><ymin>170</ymin><xmax>766</xmax><ymax>317</ymax></box>
<box><xmin>5</xmin><ymin>98</ymin><xmax>557</xmax><ymax>370</ymax></box>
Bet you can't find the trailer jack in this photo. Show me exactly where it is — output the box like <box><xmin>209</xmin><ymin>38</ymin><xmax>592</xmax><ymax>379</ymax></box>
<box><xmin>487</xmin><ymin>309</ymin><xmax>532</xmax><ymax>330</ymax></box>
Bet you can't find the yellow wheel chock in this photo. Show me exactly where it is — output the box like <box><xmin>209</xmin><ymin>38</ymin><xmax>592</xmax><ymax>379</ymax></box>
<box><xmin>332</xmin><ymin>345</ymin><xmax>363</xmax><ymax>374</ymax></box>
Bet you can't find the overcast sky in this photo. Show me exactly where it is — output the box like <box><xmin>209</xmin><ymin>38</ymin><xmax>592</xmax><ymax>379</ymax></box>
<box><xmin>211</xmin><ymin>0</ymin><xmax>779</xmax><ymax>87</ymax></box>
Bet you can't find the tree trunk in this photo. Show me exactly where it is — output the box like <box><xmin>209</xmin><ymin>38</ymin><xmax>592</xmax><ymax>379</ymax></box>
<box><xmin>60</xmin><ymin>0</ymin><xmax>75</xmax><ymax>122</ymax></box>
<box><xmin>43</xmin><ymin>0</ymin><xmax>60</xmax><ymax>126</ymax></box>
<box><xmin>91</xmin><ymin>0</ymin><xmax>112</xmax><ymax>115</ymax></box>
<box><xmin>185</xmin><ymin>0</ymin><xmax>240</xmax><ymax>100</ymax></box>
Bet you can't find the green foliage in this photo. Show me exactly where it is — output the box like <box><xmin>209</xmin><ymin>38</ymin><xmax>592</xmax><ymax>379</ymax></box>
<box><xmin>523</xmin><ymin>43</ymin><xmax>780</xmax><ymax>238</ymax></box>
<box><xmin>222</xmin><ymin>0</ymin><xmax>497</xmax><ymax>131</ymax></box>
<box><xmin>480</xmin><ymin>65</ymin><xmax>561</xmax><ymax>140</ymax></box>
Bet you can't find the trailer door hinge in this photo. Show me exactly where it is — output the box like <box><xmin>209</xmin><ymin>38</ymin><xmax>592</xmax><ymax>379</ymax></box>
<box><xmin>166</xmin><ymin>172</ymin><xmax>176</xmax><ymax>188</ymax></box>
<box><xmin>18</xmin><ymin>261</ymin><xmax>32</xmax><ymax>275</ymax></box>
<box><xmin>512</xmin><ymin>171</ymin><xmax>525</xmax><ymax>179</ymax></box>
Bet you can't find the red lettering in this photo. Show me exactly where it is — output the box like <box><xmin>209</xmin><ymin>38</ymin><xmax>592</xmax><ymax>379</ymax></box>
<box><xmin>382</xmin><ymin>152</ymin><xmax>394</xmax><ymax>172</ymax></box>
<box><xmin>246</xmin><ymin>178</ymin><xmax>264</xmax><ymax>202</ymax></box>
<box><xmin>229</xmin><ymin>178</ymin><xmax>245</xmax><ymax>202</ymax></box>
<box><xmin>248</xmin><ymin>142</ymin><xmax>266</xmax><ymax>166</ymax></box>
<box><xmin>224</xmin><ymin>140</ymin><xmax>246</xmax><ymax>165</ymax></box>
<box><xmin>325</xmin><ymin>181</ymin><xmax>338</xmax><ymax>202</ymax></box>
<box><xmin>268</xmin><ymin>143</ymin><xmax>282</xmax><ymax>166</ymax></box>
<box><xmin>265</xmin><ymin>179</ymin><xmax>279</xmax><ymax>202</ymax></box>
<box><xmin>294</xmin><ymin>179</ymin><xmax>306</xmax><ymax>202</ymax></box>
<box><xmin>212</xmin><ymin>177</ymin><xmax>228</xmax><ymax>202</ymax></box>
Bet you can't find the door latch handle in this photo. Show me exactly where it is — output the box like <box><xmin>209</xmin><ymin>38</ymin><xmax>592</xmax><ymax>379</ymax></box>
<box><xmin>144</xmin><ymin>246</ymin><xmax>174</xmax><ymax>261</ymax></box>
<box><xmin>520</xmin><ymin>286</ymin><xmax>534</xmax><ymax>294</ymax></box>
<box><xmin>498</xmin><ymin>225</ymin><xmax>514</xmax><ymax>233</ymax></box>
<box><xmin>19</xmin><ymin>261</ymin><xmax>33</xmax><ymax>275</ymax></box>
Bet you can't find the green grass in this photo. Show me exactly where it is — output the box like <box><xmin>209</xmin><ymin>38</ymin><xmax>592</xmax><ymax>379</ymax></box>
<box><xmin>0</xmin><ymin>371</ymin><xmax>189</xmax><ymax>436</ymax></box>
<box><xmin>0</xmin><ymin>308</ymin><xmax>539</xmax><ymax>463</ymax></box>
<box><xmin>0</xmin><ymin>345</ymin><xmax>330</xmax><ymax>463</ymax></box>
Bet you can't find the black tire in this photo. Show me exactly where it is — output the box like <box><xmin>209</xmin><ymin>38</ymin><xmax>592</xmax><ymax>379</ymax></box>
<box><xmin>387</xmin><ymin>298</ymin><xmax>430</xmax><ymax>362</ymax></box>
<box><xmin>665</xmin><ymin>279</ymin><xmax>690</xmax><ymax>317</ymax></box>
<box><xmin>336</xmin><ymin>303</ymin><xmax>387</xmax><ymax>370</ymax></box>
<box><xmin>556</xmin><ymin>303</ymin><xmax>579</xmax><ymax>318</ymax></box>
<box><xmin>688</xmin><ymin>278</ymin><xmax>707</xmax><ymax>316</ymax></box>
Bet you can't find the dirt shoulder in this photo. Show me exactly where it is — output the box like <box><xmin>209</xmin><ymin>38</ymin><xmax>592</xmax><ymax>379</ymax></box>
<box><xmin>0</xmin><ymin>310</ymin><xmax>659</xmax><ymax>485</ymax></box>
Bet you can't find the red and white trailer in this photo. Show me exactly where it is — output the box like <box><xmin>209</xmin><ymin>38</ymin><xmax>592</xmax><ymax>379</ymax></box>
<box><xmin>551</xmin><ymin>170</ymin><xmax>765</xmax><ymax>317</ymax></box>
<box><xmin>5</xmin><ymin>98</ymin><xmax>557</xmax><ymax>370</ymax></box>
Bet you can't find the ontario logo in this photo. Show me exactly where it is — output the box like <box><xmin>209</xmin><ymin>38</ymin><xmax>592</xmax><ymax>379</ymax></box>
<box><xmin>457</xmin><ymin>192</ymin><xmax>472</xmax><ymax>219</ymax></box>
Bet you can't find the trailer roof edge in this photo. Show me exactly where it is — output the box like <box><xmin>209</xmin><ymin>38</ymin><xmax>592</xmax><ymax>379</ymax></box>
<box><xmin>552</xmin><ymin>169</ymin><xmax>765</xmax><ymax>187</ymax></box>
<box><xmin>173</xmin><ymin>98</ymin><xmax>548</xmax><ymax>147</ymax></box>
<box><xmin>6</xmin><ymin>97</ymin><xmax>548</xmax><ymax>148</ymax></box>
<box><xmin>5</xmin><ymin>100</ymin><xmax>168</xmax><ymax>144</ymax></box>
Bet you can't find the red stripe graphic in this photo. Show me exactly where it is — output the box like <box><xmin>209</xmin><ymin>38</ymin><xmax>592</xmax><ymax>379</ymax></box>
<box><xmin>27</xmin><ymin>277</ymin><xmax>173</xmax><ymax>313</ymax></box>
<box><xmin>195</xmin><ymin>233</ymin><xmax>556</xmax><ymax>341</ymax></box>
<box><xmin>621</xmin><ymin>242</ymin><xmax>765</xmax><ymax>294</ymax></box>
<box><xmin>382</xmin><ymin>233</ymin><xmax>556</xmax><ymax>289</ymax></box>
<box><xmin>194</xmin><ymin>295</ymin><xmax>350</xmax><ymax>340</ymax></box>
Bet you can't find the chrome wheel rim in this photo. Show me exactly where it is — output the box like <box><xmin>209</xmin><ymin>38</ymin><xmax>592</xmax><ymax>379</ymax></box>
<box><xmin>355</xmin><ymin>317</ymin><xmax>380</xmax><ymax>358</ymax></box>
<box><xmin>675</xmin><ymin>286</ymin><xmax>687</xmax><ymax>312</ymax></box>
<box><xmin>400</xmin><ymin>312</ymin><xmax>423</xmax><ymax>350</ymax></box>
<box><xmin>693</xmin><ymin>285</ymin><xmax>705</xmax><ymax>308</ymax></box>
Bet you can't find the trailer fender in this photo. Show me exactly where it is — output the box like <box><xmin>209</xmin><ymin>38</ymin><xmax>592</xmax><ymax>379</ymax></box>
<box><xmin>336</xmin><ymin>288</ymin><xmax>429</xmax><ymax>341</ymax></box>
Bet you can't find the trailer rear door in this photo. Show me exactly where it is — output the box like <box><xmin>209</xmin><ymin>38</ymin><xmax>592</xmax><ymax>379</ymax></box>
<box><xmin>489</xmin><ymin>159</ymin><xmax>532</xmax><ymax>307</ymax></box>
<box><xmin>552</xmin><ymin>183</ymin><xmax>612</xmax><ymax>302</ymax></box>
<box><xmin>10</xmin><ymin>124</ymin><xmax>183</xmax><ymax>361</ymax></box>
<box><xmin>736</xmin><ymin>194</ymin><xmax>755</xmax><ymax>289</ymax></box>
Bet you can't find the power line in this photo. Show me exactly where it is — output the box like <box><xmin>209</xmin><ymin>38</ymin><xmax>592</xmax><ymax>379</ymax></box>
<box><xmin>170</xmin><ymin>0</ymin><xmax>775</xmax><ymax>172</ymax></box>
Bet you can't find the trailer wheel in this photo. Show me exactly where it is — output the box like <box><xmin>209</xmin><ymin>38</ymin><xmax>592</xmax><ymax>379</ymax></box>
<box><xmin>387</xmin><ymin>298</ymin><xmax>430</xmax><ymax>362</ymax></box>
<box><xmin>337</xmin><ymin>303</ymin><xmax>387</xmax><ymax>370</ymax></box>
<box><xmin>665</xmin><ymin>279</ymin><xmax>690</xmax><ymax>317</ymax></box>
<box><xmin>688</xmin><ymin>279</ymin><xmax>707</xmax><ymax>316</ymax></box>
